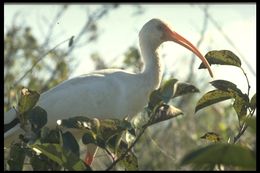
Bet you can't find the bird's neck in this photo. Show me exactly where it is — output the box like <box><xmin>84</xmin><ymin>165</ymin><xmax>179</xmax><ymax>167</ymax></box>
<box><xmin>140</xmin><ymin>42</ymin><xmax>164</xmax><ymax>91</ymax></box>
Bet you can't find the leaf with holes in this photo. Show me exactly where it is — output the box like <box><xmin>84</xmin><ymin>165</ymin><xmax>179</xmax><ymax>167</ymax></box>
<box><xmin>233</xmin><ymin>95</ymin><xmax>248</xmax><ymax>122</ymax></box>
<box><xmin>200</xmin><ymin>132</ymin><xmax>221</xmax><ymax>142</ymax></box>
<box><xmin>198</xmin><ymin>50</ymin><xmax>241</xmax><ymax>68</ymax></box>
<box><xmin>195</xmin><ymin>90</ymin><xmax>233</xmax><ymax>113</ymax></box>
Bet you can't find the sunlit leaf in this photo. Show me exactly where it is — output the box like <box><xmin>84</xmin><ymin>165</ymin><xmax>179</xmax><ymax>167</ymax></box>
<box><xmin>200</xmin><ymin>132</ymin><xmax>221</xmax><ymax>142</ymax></box>
<box><xmin>148</xmin><ymin>104</ymin><xmax>183</xmax><ymax>126</ymax></box>
<box><xmin>198</xmin><ymin>50</ymin><xmax>241</xmax><ymax>68</ymax></box>
<box><xmin>160</xmin><ymin>78</ymin><xmax>178</xmax><ymax>103</ymax></box>
<box><xmin>59</xmin><ymin>116</ymin><xmax>98</xmax><ymax>132</ymax></box>
<box><xmin>195</xmin><ymin>90</ymin><xmax>233</xmax><ymax>113</ymax></box>
<box><xmin>31</xmin><ymin>143</ymin><xmax>88</xmax><ymax>171</ymax></box>
<box><xmin>181</xmin><ymin>143</ymin><xmax>256</xmax><ymax>170</ymax></box>
<box><xmin>18</xmin><ymin>87</ymin><xmax>40</xmax><ymax>114</ymax></box>
<box><xmin>250</xmin><ymin>93</ymin><xmax>256</xmax><ymax>110</ymax></box>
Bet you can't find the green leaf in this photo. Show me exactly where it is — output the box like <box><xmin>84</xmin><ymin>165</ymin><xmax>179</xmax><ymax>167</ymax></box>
<box><xmin>199</xmin><ymin>50</ymin><xmax>241</xmax><ymax>68</ymax></box>
<box><xmin>181</xmin><ymin>143</ymin><xmax>256</xmax><ymax>170</ymax></box>
<box><xmin>59</xmin><ymin>116</ymin><xmax>100</xmax><ymax>136</ymax></box>
<box><xmin>82</xmin><ymin>130</ymin><xmax>97</xmax><ymax>145</ymax></box>
<box><xmin>40</xmin><ymin>128</ymin><xmax>60</xmax><ymax>144</ymax></box>
<box><xmin>209</xmin><ymin>80</ymin><xmax>249</xmax><ymax>121</ymax></box>
<box><xmin>31</xmin><ymin>143</ymin><xmax>88</xmax><ymax>171</ymax></box>
<box><xmin>117</xmin><ymin>141</ymin><xmax>139</xmax><ymax>170</ymax></box>
<box><xmin>62</xmin><ymin>131</ymin><xmax>80</xmax><ymax>158</ymax></box>
<box><xmin>173</xmin><ymin>82</ymin><xmax>200</xmax><ymax>98</ymax></box>
<box><xmin>250</xmin><ymin>93</ymin><xmax>256</xmax><ymax>109</ymax></box>
<box><xmin>7</xmin><ymin>143</ymin><xmax>26</xmax><ymax>171</ymax></box>
<box><xmin>200</xmin><ymin>132</ymin><xmax>221</xmax><ymax>142</ymax></box>
<box><xmin>119</xmin><ymin>152</ymin><xmax>139</xmax><ymax>170</ymax></box>
<box><xmin>233</xmin><ymin>95</ymin><xmax>248</xmax><ymax>122</ymax></box>
<box><xmin>27</xmin><ymin>106</ymin><xmax>47</xmax><ymax>132</ymax></box>
<box><xmin>210</xmin><ymin>80</ymin><xmax>238</xmax><ymax>92</ymax></box>
<box><xmin>210</xmin><ymin>80</ymin><xmax>248</xmax><ymax>100</ymax></box>
<box><xmin>245</xmin><ymin>117</ymin><xmax>256</xmax><ymax>133</ymax></box>
<box><xmin>195</xmin><ymin>90</ymin><xmax>233</xmax><ymax>113</ymax></box>
<box><xmin>18</xmin><ymin>87</ymin><xmax>40</xmax><ymax>114</ymax></box>
<box><xmin>160</xmin><ymin>78</ymin><xmax>178</xmax><ymax>103</ymax></box>
<box><xmin>148</xmin><ymin>89</ymin><xmax>163</xmax><ymax>110</ymax></box>
<box><xmin>149</xmin><ymin>104</ymin><xmax>183</xmax><ymax>126</ymax></box>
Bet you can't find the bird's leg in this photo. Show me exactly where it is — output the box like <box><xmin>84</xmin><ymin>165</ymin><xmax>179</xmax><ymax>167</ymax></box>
<box><xmin>84</xmin><ymin>151</ymin><xmax>94</xmax><ymax>166</ymax></box>
<box><xmin>84</xmin><ymin>144</ymin><xmax>98</xmax><ymax>166</ymax></box>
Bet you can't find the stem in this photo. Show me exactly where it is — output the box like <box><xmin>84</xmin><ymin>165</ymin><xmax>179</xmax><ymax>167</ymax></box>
<box><xmin>233</xmin><ymin>108</ymin><xmax>255</xmax><ymax>144</ymax></box>
<box><xmin>106</xmin><ymin>111</ymin><xmax>156</xmax><ymax>171</ymax></box>
<box><xmin>240</xmin><ymin>67</ymin><xmax>251</xmax><ymax>97</ymax></box>
<box><xmin>104</xmin><ymin>147</ymin><xmax>115</xmax><ymax>162</ymax></box>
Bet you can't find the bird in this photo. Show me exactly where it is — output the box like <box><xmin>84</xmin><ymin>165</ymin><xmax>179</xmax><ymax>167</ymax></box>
<box><xmin>4</xmin><ymin>18</ymin><xmax>213</xmax><ymax>167</ymax></box>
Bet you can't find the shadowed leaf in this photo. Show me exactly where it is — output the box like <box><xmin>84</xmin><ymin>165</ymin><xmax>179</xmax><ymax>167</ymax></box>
<box><xmin>173</xmin><ymin>82</ymin><xmax>200</xmax><ymax>98</ymax></box>
<box><xmin>181</xmin><ymin>143</ymin><xmax>256</xmax><ymax>170</ymax></box>
<box><xmin>27</xmin><ymin>106</ymin><xmax>47</xmax><ymax>132</ymax></box>
<box><xmin>250</xmin><ymin>93</ymin><xmax>256</xmax><ymax>109</ymax></box>
<box><xmin>8</xmin><ymin>143</ymin><xmax>26</xmax><ymax>171</ymax></box>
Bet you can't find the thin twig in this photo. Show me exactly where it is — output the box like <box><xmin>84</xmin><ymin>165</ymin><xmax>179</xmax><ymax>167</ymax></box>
<box><xmin>13</xmin><ymin>37</ymin><xmax>72</xmax><ymax>87</ymax></box>
<box><xmin>105</xmin><ymin>127</ymin><xmax>146</xmax><ymax>171</ymax></box>
<box><xmin>105</xmin><ymin>110</ymin><xmax>157</xmax><ymax>170</ymax></box>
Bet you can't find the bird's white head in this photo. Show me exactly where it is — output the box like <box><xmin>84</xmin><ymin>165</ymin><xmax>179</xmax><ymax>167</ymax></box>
<box><xmin>139</xmin><ymin>18</ymin><xmax>213</xmax><ymax>77</ymax></box>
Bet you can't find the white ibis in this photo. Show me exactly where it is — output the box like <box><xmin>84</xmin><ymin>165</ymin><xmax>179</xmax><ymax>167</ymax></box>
<box><xmin>4</xmin><ymin>18</ymin><xmax>213</xmax><ymax>166</ymax></box>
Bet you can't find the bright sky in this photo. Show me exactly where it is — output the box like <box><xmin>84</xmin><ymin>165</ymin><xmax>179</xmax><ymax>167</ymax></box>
<box><xmin>4</xmin><ymin>4</ymin><xmax>256</xmax><ymax>98</ymax></box>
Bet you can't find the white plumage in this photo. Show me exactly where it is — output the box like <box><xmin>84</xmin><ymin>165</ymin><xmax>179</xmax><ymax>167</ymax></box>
<box><xmin>4</xmin><ymin>18</ymin><xmax>213</xmax><ymax>165</ymax></box>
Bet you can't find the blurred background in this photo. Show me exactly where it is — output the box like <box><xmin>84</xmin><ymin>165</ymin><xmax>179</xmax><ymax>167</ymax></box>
<box><xmin>4</xmin><ymin>3</ymin><xmax>256</xmax><ymax>170</ymax></box>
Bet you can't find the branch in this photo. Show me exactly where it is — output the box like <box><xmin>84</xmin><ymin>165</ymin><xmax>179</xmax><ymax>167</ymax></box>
<box><xmin>106</xmin><ymin>111</ymin><xmax>156</xmax><ymax>170</ymax></box>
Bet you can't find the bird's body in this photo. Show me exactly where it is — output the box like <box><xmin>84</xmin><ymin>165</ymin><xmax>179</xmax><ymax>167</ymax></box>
<box><xmin>4</xmin><ymin>18</ymin><xmax>213</xmax><ymax>167</ymax></box>
<box><xmin>38</xmin><ymin>69</ymin><xmax>154</xmax><ymax>126</ymax></box>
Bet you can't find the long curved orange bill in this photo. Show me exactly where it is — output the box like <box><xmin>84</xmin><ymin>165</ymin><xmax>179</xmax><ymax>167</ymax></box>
<box><xmin>166</xmin><ymin>28</ymin><xmax>214</xmax><ymax>78</ymax></box>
